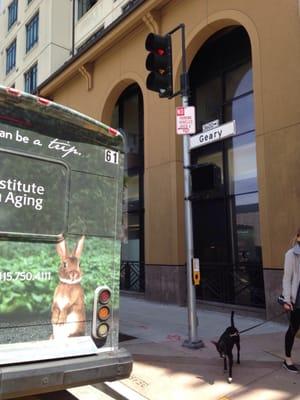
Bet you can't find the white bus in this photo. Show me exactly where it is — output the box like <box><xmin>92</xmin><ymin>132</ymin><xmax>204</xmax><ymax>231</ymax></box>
<box><xmin>0</xmin><ymin>86</ymin><xmax>132</xmax><ymax>399</ymax></box>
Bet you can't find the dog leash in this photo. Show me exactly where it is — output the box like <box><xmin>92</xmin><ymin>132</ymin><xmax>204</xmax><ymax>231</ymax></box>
<box><xmin>238</xmin><ymin>310</ymin><xmax>287</xmax><ymax>335</ymax></box>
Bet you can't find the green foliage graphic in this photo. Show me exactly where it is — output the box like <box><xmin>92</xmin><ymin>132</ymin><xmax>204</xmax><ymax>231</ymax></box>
<box><xmin>0</xmin><ymin>237</ymin><xmax>120</xmax><ymax>316</ymax></box>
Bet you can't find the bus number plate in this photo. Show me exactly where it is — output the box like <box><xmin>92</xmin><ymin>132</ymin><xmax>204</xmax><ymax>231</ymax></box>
<box><xmin>105</xmin><ymin>149</ymin><xmax>119</xmax><ymax>164</ymax></box>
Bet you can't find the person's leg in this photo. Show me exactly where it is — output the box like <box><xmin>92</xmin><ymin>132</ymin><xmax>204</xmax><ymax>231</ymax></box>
<box><xmin>284</xmin><ymin>309</ymin><xmax>300</xmax><ymax>368</ymax></box>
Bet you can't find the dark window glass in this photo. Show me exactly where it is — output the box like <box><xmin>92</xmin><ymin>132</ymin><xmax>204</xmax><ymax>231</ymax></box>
<box><xmin>224</xmin><ymin>93</ymin><xmax>254</xmax><ymax>134</ymax></box>
<box><xmin>191</xmin><ymin>144</ymin><xmax>224</xmax><ymax>199</ymax></box>
<box><xmin>121</xmin><ymin>212</ymin><xmax>140</xmax><ymax>262</ymax></box>
<box><xmin>8</xmin><ymin>0</ymin><xmax>18</xmax><ymax>30</ymax></box>
<box><xmin>190</xmin><ymin>26</ymin><xmax>264</xmax><ymax>307</ymax></box>
<box><xmin>27</xmin><ymin>0</ymin><xmax>33</xmax><ymax>4</ymax></box>
<box><xmin>113</xmin><ymin>85</ymin><xmax>144</xmax><ymax>171</ymax></box>
<box><xmin>227</xmin><ymin>132</ymin><xmax>258</xmax><ymax>195</ymax></box>
<box><xmin>190</xmin><ymin>26</ymin><xmax>253</xmax><ymax>132</ymax></box>
<box><xmin>232</xmin><ymin>192</ymin><xmax>261</xmax><ymax>264</ymax></box>
<box><xmin>194</xmin><ymin>147</ymin><xmax>224</xmax><ymax>185</ymax></box>
<box><xmin>113</xmin><ymin>84</ymin><xmax>144</xmax><ymax>291</ymax></box>
<box><xmin>26</xmin><ymin>13</ymin><xmax>39</xmax><ymax>52</ymax></box>
<box><xmin>6</xmin><ymin>40</ymin><xmax>16</xmax><ymax>74</ymax></box>
<box><xmin>120</xmin><ymin>212</ymin><xmax>141</xmax><ymax>291</ymax></box>
<box><xmin>225</xmin><ymin>62</ymin><xmax>252</xmax><ymax>101</ymax></box>
<box><xmin>0</xmin><ymin>151</ymin><xmax>68</xmax><ymax>238</ymax></box>
<box><xmin>24</xmin><ymin>63</ymin><xmax>37</xmax><ymax>94</ymax></box>
<box><xmin>193</xmin><ymin>198</ymin><xmax>230</xmax><ymax>263</ymax></box>
<box><xmin>230</xmin><ymin>192</ymin><xmax>264</xmax><ymax>305</ymax></box>
<box><xmin>124</xmin><ymin>173</ymin><xmax>140</xmax><ymax>209</ymax></box>
<box><xmin>78</xmin><ymin>0</ymin><xmax>97</xmax><ymax>19</ymax></box>
<box><xmin>114</xmin><ymin>85</ymin><xmax>144</xmax><ymax>213</ymax></box>
<box><xmin>195</xmin><ymin>77</ymin><xmax>222</xmax><ymax>129</ymax></box>
<box><xmin>123</xmin><ymin>93</ymin><xmax>140</xmax><ymax>155</ymax></box>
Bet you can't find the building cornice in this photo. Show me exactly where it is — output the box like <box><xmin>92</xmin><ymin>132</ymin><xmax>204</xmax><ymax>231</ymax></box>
<box><xmin>38</xmin><ymin>0</ymin><xmax>169</xmax><ymax>97</ymax></box>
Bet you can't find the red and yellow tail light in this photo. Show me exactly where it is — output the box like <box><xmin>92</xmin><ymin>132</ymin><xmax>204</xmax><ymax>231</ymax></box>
<box><xmin>92</xmin><ymin>286</ymin><xmax>112</xmax><ymax>342</ymax></box>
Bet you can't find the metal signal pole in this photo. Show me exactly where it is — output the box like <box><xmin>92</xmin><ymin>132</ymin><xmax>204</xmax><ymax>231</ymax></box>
<box><xmin>145</xmin><ymin>23</ymin><xmax>204</xmax><ymax>349</ymax></box>
<box><xmin>170</xmin><ymin>24</ymin><xmax>204</xmax><ymax>349</ymax></box>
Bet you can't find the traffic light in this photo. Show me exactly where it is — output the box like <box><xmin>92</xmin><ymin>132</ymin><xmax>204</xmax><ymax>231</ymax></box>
<box><xmin>92</xmin><ymin>286</ymin><xmax>112</xmax><ymax>344</ymax></box>
<box><xmin>145</xmin><ymin>33</ymin><xmax>173</xmax><ymax>98</ymax></box>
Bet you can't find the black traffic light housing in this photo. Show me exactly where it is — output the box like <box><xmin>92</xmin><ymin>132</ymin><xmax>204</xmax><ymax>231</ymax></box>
<box><xmin>145</xmin><ymin>33</ymin><xmax>173</xmax><ymax>98</ymax></box>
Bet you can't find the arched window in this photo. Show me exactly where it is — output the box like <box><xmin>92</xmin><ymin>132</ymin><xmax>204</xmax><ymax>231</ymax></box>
<box><xmin>112</xmin><ymin>84</ymin><xmax>144</xmax><ymax>292</ymax></box>
<box><xmin>189</xmin><ymin>26</ymin><xmax>265</xmax><ymax>307</ymax></box>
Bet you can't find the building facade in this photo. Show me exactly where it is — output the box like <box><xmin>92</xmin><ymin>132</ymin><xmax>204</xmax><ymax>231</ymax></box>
<box><xmin>36</xmin><ymin>0</ymin><xmax>300</xmax><ymax>318</ymax></box>
<box><xmin>0</xmin><ymin>0</ymin><xmax>71</xmax><ymax>91</ymax></box>
<box><xmin>0</xmin><ymin>0</ymin><xmax>135</xmax><ymax>92</ymax></box>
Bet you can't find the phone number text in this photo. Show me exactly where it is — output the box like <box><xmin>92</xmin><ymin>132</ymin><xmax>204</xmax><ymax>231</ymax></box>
<box><xmin>0</xmin><ymin>271</ymin><xmax>52</xmax><ymax>281</ymax></box>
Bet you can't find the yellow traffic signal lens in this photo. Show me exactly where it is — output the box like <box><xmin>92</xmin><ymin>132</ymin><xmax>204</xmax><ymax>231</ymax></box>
<box><xmin>98</xmin><ymin>306</ymin><xmax>110</xmax><ymax>321</ymax></box>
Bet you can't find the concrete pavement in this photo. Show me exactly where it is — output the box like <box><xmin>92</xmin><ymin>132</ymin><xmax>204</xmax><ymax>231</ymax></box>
<box><xmin>115</xmin><ymin>294</ymin><xmax>300</xmax><ymax>400</ymax></box>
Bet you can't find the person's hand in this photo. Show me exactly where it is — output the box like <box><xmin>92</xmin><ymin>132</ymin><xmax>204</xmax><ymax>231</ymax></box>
<box><xmin>283</xmin><ymin>303</ymin><xmax>293</xmax><ymax>311</ymax></box>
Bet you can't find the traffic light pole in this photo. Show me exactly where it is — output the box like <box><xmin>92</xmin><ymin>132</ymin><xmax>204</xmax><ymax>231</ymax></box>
<box><xmin>182</xmin><ymin>99</ymin><xmax>203</xmax><ymax>349</ymax></box>
<box><xmin>145</xmin><ymin>23</ymin><xmax>203</xmax><ymax>349</ymax></box>
<box><xmin>172</xmin><ymin>24</ymin><xmax>204</xmax><ymax>349</ymax></box>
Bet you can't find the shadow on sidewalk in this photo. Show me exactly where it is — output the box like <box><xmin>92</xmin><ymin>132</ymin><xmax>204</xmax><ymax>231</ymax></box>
<box><xmin>120</xmin><ymin>334</ymin><xmax>300</xmax><ymax>400</ymax></box>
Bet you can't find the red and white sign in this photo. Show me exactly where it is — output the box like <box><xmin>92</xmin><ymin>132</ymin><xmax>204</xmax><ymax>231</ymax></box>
<box><xmin>176</xmin><ymin>106</ymin><xmax>196</xmax><ymax>135</ymax></box>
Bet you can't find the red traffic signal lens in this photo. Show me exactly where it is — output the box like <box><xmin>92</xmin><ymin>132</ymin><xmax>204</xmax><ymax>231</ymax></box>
<box><xmin>98</xmin><ymin>289</ymin><xmax>111</xmax><ymax>304</ymax></box>
<box><xmin>157</xmin><ymin>48</ymin><xmax>165</xmax><ymax>56</ymax></box>
<box><xmin>146</xmin><ymin>52</ymin><xmax>168</xmax><ymax>72</ymax></box>
<box><xmin>145</xmin><ymin>33</ymin><xmax>169</xmax><ymax>52</ymax></box>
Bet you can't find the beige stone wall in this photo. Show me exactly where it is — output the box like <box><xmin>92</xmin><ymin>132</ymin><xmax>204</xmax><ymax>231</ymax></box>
<box><xmin>39</xmin><ymin>0</ymin><xmax>300</xmax><ymax>304</ymax></box>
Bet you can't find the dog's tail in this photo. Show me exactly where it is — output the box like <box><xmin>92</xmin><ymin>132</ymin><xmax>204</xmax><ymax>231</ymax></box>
<box><xmin>231</xmin><ymin>310</ymin><xmax>235</xmax><ymax>328</ymax></box>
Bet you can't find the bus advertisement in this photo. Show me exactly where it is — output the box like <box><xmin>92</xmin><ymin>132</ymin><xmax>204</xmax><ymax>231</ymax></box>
<box><xmin>0</xmin><ymin>86</ymin><xmax>132</xmax><ymax>398</ymax></box>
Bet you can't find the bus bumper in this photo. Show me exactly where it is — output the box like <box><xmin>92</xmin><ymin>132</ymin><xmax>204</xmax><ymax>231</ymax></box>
<box><xmin>0</xmin><ymin>347</ymin><xmax>132</xmax><ymax>399</ymax></box>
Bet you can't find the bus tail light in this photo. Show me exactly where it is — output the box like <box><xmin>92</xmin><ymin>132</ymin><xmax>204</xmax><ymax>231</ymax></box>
<box><xmin>6</xmin><ymin>87</ymin><xmax>22</xmax><ymax>97</ymax></box>
<box><xmin>108</xmin><ymin>127</ymin><xmax>118</xmax><ymax>137</ymax></box>
<box><xmin>92</xmin><ymin>286</ymin><xmax>112</xmax><ymax>342</ymax></box>
<box><xmin>37</xmin><ymin>96</ymin><xmax>51</xmax><ymax>106</ymax></box>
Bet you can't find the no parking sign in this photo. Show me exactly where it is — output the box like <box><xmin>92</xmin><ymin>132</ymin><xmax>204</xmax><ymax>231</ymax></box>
<box><xmin>176</xmin><ymin>106</ymin><xmax>196</xmax><ymax>135</ymax></box>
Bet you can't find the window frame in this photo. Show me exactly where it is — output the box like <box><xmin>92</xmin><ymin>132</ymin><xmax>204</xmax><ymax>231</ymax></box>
<box><xmin>8</xmin><ymin>0</ymin><xmax>18</xmax><ymax>31</ymax></box>
<box><xmin>6</xmin><ymin>39</ymin><xmax>17</xmax><ymax>74</ymax></box>
<box><xmin>26</xmin><ymin>12</ymin><xmax>39</xmax><ymax>53</ymax></box>
<box><xmin>77</xmin><ymin>0</ymin><xmax>98</xmax><ymax>20</ymax></box>
<box><xmin>24</xmin><ymin>63</ymin><xmax>37</xmax><ymax>94</ymax></box>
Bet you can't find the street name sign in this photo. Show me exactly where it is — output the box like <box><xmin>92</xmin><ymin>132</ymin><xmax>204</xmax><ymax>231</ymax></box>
<box><xmin>190</xmin><ymin>120</ymin><xmax>236</xmax><ymax>150</ymax></box>
<box><xmin>176</xmin><ymin>106</ymin><xmax>196</xmax><ymax>135</ymax></box>
<box><xmin>202</xmin><ymin>119</ymin><xmax>219</xmax><ymax>132</ymax></box>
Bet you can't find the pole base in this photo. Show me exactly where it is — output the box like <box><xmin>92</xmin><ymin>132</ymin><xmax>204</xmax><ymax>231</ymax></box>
<box><xmin>182</xmin><ymin>338</ymin><xmax>205</xmax><ymax>349</ymax></box>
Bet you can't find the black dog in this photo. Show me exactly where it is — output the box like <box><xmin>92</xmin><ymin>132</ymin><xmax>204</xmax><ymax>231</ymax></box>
<box><xmin>212</xmin><ymin>311</ymin><xmax>240</xmax><ymax>383</ymax></box>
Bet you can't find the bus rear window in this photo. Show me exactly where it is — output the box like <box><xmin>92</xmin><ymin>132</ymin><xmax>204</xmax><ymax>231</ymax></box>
<box><xmin>68</xmin><ymin>172</ymin><xmax>120</xmax><ymax>237</ymax></box>
<box><xmin>0</xmin><ymin>150</ymin><xmax>69</xmax><ymax>239</ymax></box>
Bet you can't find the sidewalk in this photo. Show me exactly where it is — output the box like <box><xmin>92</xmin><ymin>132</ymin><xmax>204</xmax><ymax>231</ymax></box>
<box><xmin>113</xmin><ymin>295</ymin><xmax>300</xmax><ymax>400</ymax></box>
